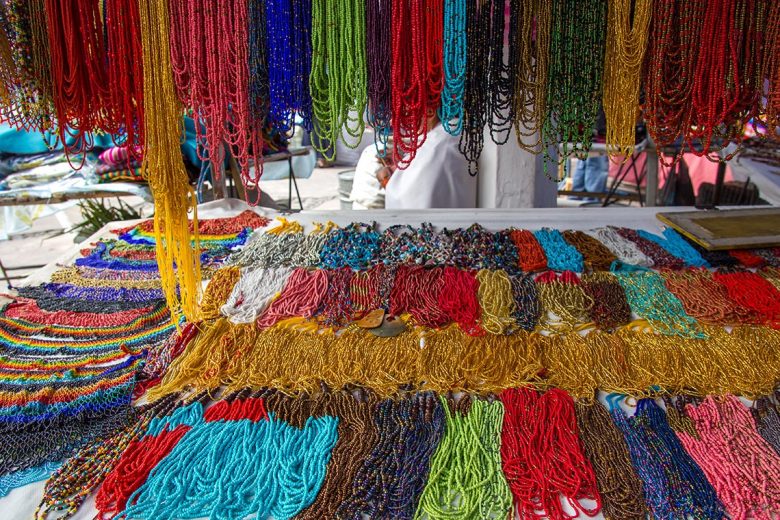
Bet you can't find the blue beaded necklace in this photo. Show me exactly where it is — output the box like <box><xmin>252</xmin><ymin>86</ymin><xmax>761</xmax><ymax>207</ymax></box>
<box><xmin>265</xmin><ymin>0</ymin><xmax>313</xmax><ymax>133</ymax></box>
<box><xmin>439</xmin><ymin>0</ymin><xmax>466</xmax><ymax>135</ymax></box>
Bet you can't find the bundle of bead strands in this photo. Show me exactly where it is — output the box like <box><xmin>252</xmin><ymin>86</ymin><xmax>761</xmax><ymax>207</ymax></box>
<box><xmin>94</xmin><ymin>401</ymin><xmax>205</xmax><ymax>518</ymax></box>
<box><xmin>335</xmin><ymin>393</ymin><xmax>444</xmax><ymax>519</ymax></box>
<box><xmin>35</xmin><ymin>394</ymin><xmax>183</xmax><ymax>518</ymax></box>
<box><xmin>148</xmin><ymin>322</ymin><xmax>780</xmax><ymax>400</ymax></box>
<box><xmin>138</xmin><ymin>0</ymin><xmax>202</xmax><ymax>322</ymax></box>
<box><xmin>119</xmin><ymin>398</ymin><xmax>337</xmax><ymax>520</ymax></box>
<box><xmin>5</xmin><ymin>201</ymin><xmax>779</xmax><ymax>520</ymax></box>
<box><xmin>415</xmin><ymin>397</ymin><xmax>513</xmax><ymax>519</ymax></box>
<box><xmin>220</xmin><ymin>220</ymin><xmax>780</xmax><ymax>275</ymax></box>
<box><xmin>30</xmin><ymin>387</ymin><xmax>780</xmax><ymax>520</ymax></box>
<box><xmin>501</xmin><ymin>388</ymin><xmax>601</xmax><ymax>520</ymax></box>
<box><xmin>310</xmin><ymin>0</ymin><xmax>367</xmax><ymax>163</ymax></box>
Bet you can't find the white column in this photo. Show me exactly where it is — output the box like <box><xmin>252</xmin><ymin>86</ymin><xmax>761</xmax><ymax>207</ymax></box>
<box><xmin>477</xmin><ymin>127</ymin><xmax>558</xmax><ymax>208</ymax></box>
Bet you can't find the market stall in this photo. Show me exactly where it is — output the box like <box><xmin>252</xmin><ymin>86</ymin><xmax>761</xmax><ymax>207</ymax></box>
<box><xmin>1</xmin><ymin>0</ymin><xmax>780</xmax><ymax>519</ymax></box>
<box><xmin>0</xmin><ymin>201</ymin><xmax>779</xmax><ymax>519</ymax></box>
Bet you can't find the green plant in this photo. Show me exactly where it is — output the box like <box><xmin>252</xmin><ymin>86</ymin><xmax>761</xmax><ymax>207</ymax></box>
<box><xmin>69</xmin><ymin>198</ymin><xmax>141</xmax><ymax>241</ymax></box>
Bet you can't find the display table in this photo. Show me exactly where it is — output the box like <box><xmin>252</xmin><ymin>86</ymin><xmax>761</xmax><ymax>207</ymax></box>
<box><xmin>1</xmin><ymin>201</ymin><xmax>774</xmax><ymax>520</ymax></box>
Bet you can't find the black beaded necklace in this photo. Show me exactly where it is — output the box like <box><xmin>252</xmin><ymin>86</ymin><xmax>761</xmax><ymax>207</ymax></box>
<box><xmin>459</xmin><ymin>0</ymin><xmax>491</xmax><ymax>175</ymax></box>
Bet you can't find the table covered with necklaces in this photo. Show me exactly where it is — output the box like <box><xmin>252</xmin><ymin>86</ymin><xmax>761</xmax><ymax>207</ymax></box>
<box><xmin>1</xmin><ymin>201</ymin><xmax>779</xmax><ymax>520</ymax></box>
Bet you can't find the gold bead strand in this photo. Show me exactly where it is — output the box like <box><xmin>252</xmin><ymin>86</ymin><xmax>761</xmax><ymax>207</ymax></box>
<box><xmin>138</xmin><ymin>0</ymin><xmax>202</xmax><ymax>322</ymax></box>
<box><xmin>603</xmin><ymin>0</ymin><xmax>652</xmax><ymax>160</ymax></box>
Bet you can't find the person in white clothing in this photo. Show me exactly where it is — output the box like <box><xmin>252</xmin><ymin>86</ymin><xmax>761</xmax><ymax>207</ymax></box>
<box><xmin>349</xmin><ymin>139</ymin><xmax>391</xmax><ymax>209</ymax></box>
<box><xmin>382</xmin><ymin>114</ymin><xmax>477</xmax><ymax>209</ymax></box>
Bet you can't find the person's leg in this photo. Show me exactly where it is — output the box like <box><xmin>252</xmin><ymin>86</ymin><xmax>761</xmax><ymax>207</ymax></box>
<box><xmin>572</xmin><ymin>159</ymin><xmax>587</xmax><ymax>192</ymax></box>
<box><xmin>584</xmin><ymin>155</ymin><xmax>610</xmax><ymax>193</ymax></box>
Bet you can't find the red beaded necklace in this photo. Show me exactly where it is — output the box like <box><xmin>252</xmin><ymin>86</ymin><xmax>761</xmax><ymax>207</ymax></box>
<box><xmin>391</xmin><ymin>0</ymin><xmax>429</xmax><ymax>168</ymax></box>
<box><xmin>44</xmin><ymin>0</ymin><xmax>112</xmax><ymax>163</ymax></box>
<box><xmin>689</xmin><ymin>0</ymin><xmax>766</xmax><ymax>159</ymax></box>
<box><xmin>168</xmin><ymin>0</ymin><xmax>259</xmax><ymax>193</ymax></box>
<box><xmin>643</xmin><ymin>1</ymin><xmax>706</xmax><ymax>157</ymax></box>
<box><xmin>104</xmin><ymin>0</ymin><xmax>145</xmax><ymax>160</ymax></box>
<box><xmin>425</xmin><ymin>0</ymin><xmax>444</xmax><ymax>113</ymax></box>
<box><xmin>765</xmin><ymin>1</ymin><xmax>780</xmax><ymax>132</ymax></box>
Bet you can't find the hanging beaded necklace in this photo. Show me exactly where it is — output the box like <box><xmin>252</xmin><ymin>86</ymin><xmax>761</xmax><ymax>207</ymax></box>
<box><xmin>265</xmin><ymin>0</ymin><xmax>313</xmax><ymax>132</ymax></box>
<box><xmin>764</xmin><ymin>1</ymin><xmax>780</xmax><ymax>131</ymax></box>
<box><xmin>542</xmin><ymin>0</ymin><xmax>607</xmax><ymax>175</ymax></box>
<box><xmin>424</xmin><ymin>0</ymin><xmax>444</xmax><ymax>114</ymax></box>
<box><xmin>391</xmin><ymin>0</ymin><xmax>429</xmax><ymax>168</ymax></box>
<box><xmin>602</xmin><ymin>0</ymin><xmax>651</xmax><ymax>159</ymax></box>
<box><xmin>486</xmin><ymin>0</ymin><xmax>518</xmax><ymax>145</ymax></box>
<box><xmin>248</xmin><ymin>0</ymin><xmax>270</xmax><ymax>166</ymax></box>
<box><xmin>643</xmin><ymin>1</ymin><xmax>706</xmax><ymax>159</ymax></box>
<box><xmin>458</xmin><ymin>0</ymin><xmax>490</xmax><ymax>175</ymax></box>
<box><xmin>689</xmin><ymin>0</ymin><xmax>767</xmax><ymax>160</ymax></box>
<box><xmin>439</xmin><ymin>0</ymin><xmax>466</xmax><ymax>135</ymax></box>
<box><xmin>43</xmin><ymin>0</ymin><xmax>113</xmax><ymax>164</ymax></box>
<box><xmin>169</xmin><ymin>0</ymin><xmax>258</xmax><ymax>191</ymax></box>
<box><xmin>366</xmin><ymin>0</ymin><xmax>393</xmax><ymax>149</ymax></box>
<box><xmin>0</xmin><ymin>0</ymin><xmax>56</xmax><ymax>132</ymax></box>
<box><xmin>103</xmin><ymin>0</ymin><xmax>144</xmax><ymax>157</ymax></box>
<box><xmin>138</xmin><ymin>0</ymin><xmax>202</xmax><ymax>322</ymax></box>
<box><xmin>310</xmin><ymin>0</ymin><xmax>367</xmax><ymax>162</ymax></box>
<box><xmin>512</xmin><ymin>0</ymin><xmax>551</xmax><ymax>153</ymax></box>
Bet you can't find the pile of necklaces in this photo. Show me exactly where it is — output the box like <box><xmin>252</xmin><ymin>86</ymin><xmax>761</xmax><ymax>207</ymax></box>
<box><xmin>1</xmin><ymin>211</ymin><xmax>779</xmax><ymax>519</ymax></box>
<box><xmin>0</xmin><ymin>210</ymin><xmax>266</xmax><ymax>508</ymax></box>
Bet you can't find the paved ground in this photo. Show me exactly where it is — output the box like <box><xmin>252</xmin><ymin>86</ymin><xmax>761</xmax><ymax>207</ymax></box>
<box><xmin>0</xmin><ymin>168</ymin><xmax>344</xmax><ymax>290</ymax></box>
<box><xmin>258</xmin><ymin>166</ymin><xmax>345</xmax><ymax>211</ymax></box>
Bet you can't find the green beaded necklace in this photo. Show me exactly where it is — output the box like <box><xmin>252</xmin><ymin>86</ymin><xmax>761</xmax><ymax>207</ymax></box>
<box><xmin>542</xmin><ymin>0</ymin><xmax>608</xmax><ymax>178</ymax></box>
<box><xmin>310</xmin><ymin>0</ymin><xmax>367</xmax><ymax>162</ymax></box>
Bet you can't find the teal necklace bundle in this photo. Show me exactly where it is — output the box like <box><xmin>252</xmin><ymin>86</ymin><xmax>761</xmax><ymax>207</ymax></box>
<box><xmin>439</xmin><ymin>0</ymin><xmax>466</xmax><ymax>134</ymax></box>
<box><xmin>119</xmin><ymin>396</ymin><xmax>338</xmax><ymax>520</ymax></box>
